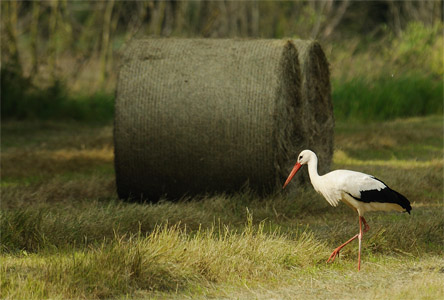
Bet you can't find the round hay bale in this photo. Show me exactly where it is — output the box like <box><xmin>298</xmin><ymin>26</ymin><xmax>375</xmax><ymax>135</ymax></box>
<box><xmin>292</xmin><ymin>40</ymin><xmax>335</xmax><ymax>179</ymax></box>
<box><xmin>114</xmin><ymin>38</ymin><xmax>332</xmax><ymax>201</ymax></box>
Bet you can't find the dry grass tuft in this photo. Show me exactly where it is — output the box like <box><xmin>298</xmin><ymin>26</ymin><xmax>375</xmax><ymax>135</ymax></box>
<box><xmin>1</xmin><ymin>220</ymin><xmax>328</xmax><ymax>299</ymax></box>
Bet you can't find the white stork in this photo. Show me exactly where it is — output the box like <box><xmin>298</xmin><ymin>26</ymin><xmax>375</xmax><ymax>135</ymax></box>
<box><xmin>283</xmin><ymin>150</ymin><xmax>411</xmax><ymax>271</ymax></box>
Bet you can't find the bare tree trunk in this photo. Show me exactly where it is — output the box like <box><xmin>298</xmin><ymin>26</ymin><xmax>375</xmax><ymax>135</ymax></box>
<box><xmin>59</xmin><ymin>0</ymin><xmax>73</xmax><ymax>49</ymax></box>
<box><xmin>238</xmin><ymin>2</ymin><xmax>248</xmax><ymax>37</ymax></box>
<box><xmin>70</xmin><ymin>2</ymin><xmax>101</xmax><ymax>86</ymax></box>
<box><xmin>310</xmin><ymin>1</ymin><xmax>329</xmax><ymax>39</ymax></box>
<box><xmin>30</xmin><ymin>1</ymin><xmax>40</xmax><ymax>77</ymax></box>
<box><xmin>216</xmin><ymin>0</ymin><xmax>229</xmax><ymax>37</ymax></box>
<box><xmin>250</xmin><ymin>0</ymin><xmax>260</xmax><ymax>37</ymax></box>
<box><xmin>441</xmin><ymin>0</ymin><xmax>444</xmax><ymax>23</ymax></box>
<box><xmin>48</xmin><ymin>0</ymin><xmax>59</xmax><ymax>80</ymax></box>
<box><xmin>416</xmin><ymin>1</ymin><xmax>440</xmax><ymax>26</ymax></box>
<box><xmin>174</xmin><ymin>1</ymin><xmax>190</xmax><ymax>36</ymax></box>
<box><xmin>322</xmin><ymin>0</ymin><xmax>349</xmax><ymax>39</ymax></box>
<box><xmin>228</xmin><ymin>2</ymin><xmax>239</xmax><ymax>37</ymax></box>
<box><xmin>200</xmin><ymin>1</ymin><xmax>219</xmax><ymax>37</ymax></box>
<box><xmin>125</xmin><ymin>2</ymin><xmax>149</xmax><ymax>41</ymax></box>
<box><xmin>149</xmin><ymin>0</ymin><xmax>166</xmax><ymax>36</ymax></box>
<box><xmin>432</xmin><ymin>0</ymin><xmax>443</xmax><ymax>25</ymax></box>
<box><xmin>3</xmin><ymin>1</ymin><xmax>21</xmax><ymax>73</ymax></box>
<box><xmin>162</xmin><ymin>1</ymin><xmax>174</xmax><ymax>36</ymax></box>
<box><xmin>388</xmin><ymin>1</ymin><xmax>402</xmax><ymax>37</ymax></box>
<box><xmin>98</xmin><ymin>0</ymin><xmax>115</xmax><ymax>88</ymax></box>
<box><xmin>106</xmin><ymin>2</ymin><xmax>120</xmax><ymax>90</ymax></box>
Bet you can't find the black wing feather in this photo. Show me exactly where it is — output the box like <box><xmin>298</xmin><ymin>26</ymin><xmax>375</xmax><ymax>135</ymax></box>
<box><xmin>348</xmin><ymin>177</ymin><xmax>412</xmax><ymax>214</ymax></box>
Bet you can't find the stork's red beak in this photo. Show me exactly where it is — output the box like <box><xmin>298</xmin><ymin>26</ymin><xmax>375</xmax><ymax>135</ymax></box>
<box><xmin>282</xmin><ymin>162</ymin><xmax>302</xmax><ymax>189</ymax></box>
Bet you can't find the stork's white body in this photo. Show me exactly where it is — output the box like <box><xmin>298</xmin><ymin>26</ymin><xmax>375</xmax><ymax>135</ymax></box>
<box><xmin>307</xmin><ymin>161</ymin><xmax>406</xmax><ymax>216</ymax></box>
<box><xmin>283</xmin><ymin>150</ymin><xmax>411</xmax><ymax>271</ymax></box>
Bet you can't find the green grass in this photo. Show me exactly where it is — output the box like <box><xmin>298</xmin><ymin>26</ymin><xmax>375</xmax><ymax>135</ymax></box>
<box><xmin>1</xmin><ymin>116</ymin><xmax>443</xmax><ymax>299</ymax></box>
<box><xmin>328</xmin><ymin>22</ymin><xmax>443</xmax><ymax>122</ymax></box>
<box><xmin>332</xmin><ymin>74</ymin><xmax>443</xmax><ymax>121</ymax></box>
<box><xmin>1</xmin><ymin>66</ymin><xmax>114</xmax><ymax>122</ymax></box>
<box><xmin>1</xmin><ymin>220</ymin><xmax>328</xmax><ymax>299</ymax></box>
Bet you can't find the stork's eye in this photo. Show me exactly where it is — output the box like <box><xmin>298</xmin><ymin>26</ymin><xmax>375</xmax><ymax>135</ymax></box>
<box><xmin>299</xmin><ymin>155</ymin><xmax>303</xmax><ymax>160</ymax></box>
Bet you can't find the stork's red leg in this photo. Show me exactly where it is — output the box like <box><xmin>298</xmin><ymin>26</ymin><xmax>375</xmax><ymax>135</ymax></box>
<box><xmin>326</xmin><ymin>233</ymin><xmax>359</xmax><ymax>263</ymax></box>
<box><xmin>362</xmin><ymin>216</ymin><xmax>370</xmax><ymax>233</ymax></box>
<box><xmin>358</xmin><ymin>216</ymin><xmax>363</xmax><ymax>271</ymax></box>
<box><xmin>327</xmin><ymin>215</ymin><xmax>370</xmax><ymax>268</ymax></box>
<box><xmin>357</xmin><ymin>216</ymin><xmax>371</xmax><ymax>271</ymax></box>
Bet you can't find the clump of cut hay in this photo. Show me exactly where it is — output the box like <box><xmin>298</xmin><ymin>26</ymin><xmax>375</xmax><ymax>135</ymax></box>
<box><xmin>114</xmin><ymin>39</ymin><xmax>333</xmax><ymax>202</ymax></box>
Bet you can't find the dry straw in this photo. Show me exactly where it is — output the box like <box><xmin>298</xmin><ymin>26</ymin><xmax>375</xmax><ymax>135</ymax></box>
<box><xmin>114</xmin><ymin>39</ymin><xmax>333</xmax><ymax>201</ymax></box>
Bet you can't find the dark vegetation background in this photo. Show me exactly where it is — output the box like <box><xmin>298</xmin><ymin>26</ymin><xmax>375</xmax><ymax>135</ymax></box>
<box><xmin>1</xmin><ymin>0</ymin><xmax>443</xmax><ymax>122</ymax></box>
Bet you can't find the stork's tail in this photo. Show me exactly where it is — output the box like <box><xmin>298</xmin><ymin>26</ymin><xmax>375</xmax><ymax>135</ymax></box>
<box><xmin>391</xmin><ymin>189</ymin><xmax>412</xmax><ymax>214</ymax></box>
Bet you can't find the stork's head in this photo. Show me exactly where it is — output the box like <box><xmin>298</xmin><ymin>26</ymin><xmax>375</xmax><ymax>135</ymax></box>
<box><xmin>282</xmin><ymin>149</ymin><xmax>316</xmax><ymax>189</ymax></box>
<box><xmin>297</xmin><ymin>149</ymin><xmax>315</xmax><ymax>165</ymax></box>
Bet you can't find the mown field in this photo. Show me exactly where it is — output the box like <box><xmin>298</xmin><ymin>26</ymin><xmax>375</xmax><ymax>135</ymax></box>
<box><xmin>1</xmin><ymin>115</ymin><xmax>443</xmax><ymax>299</ymax></box>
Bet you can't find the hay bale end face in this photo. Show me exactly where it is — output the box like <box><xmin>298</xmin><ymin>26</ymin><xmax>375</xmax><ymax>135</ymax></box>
<box><xmin>114</xmin><ymin>38</ymin><xmax>333</xmax><ymax>202</ymax></box>
<box><xmin>292</xmin><ymin>40</ymin><xmax>334</xmax><ymax>178</ymax></box>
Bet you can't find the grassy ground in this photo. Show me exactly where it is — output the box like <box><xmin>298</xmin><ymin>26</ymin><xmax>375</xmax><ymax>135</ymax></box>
<box><xmin>1</xmin><ymin>115</ymin><xmax>443</xmax><ymax>299</ymax></box>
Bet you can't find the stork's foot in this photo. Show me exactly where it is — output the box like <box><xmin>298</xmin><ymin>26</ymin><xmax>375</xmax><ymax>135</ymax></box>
<box><xmin>327</xmin><ymin>247</ymin><xmax>342</xmax><ymax>263</ymax></box>
<box><xmin>326</xmin><ymin>233</ymin><xmax>359</xmax><ymax>264</ymax></box>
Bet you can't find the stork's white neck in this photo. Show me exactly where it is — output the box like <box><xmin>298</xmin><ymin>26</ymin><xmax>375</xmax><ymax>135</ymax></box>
<box><xmin>307</xmin><ymin>153</ymin><xmax>322</xmax><ymax>192</ymax></box>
